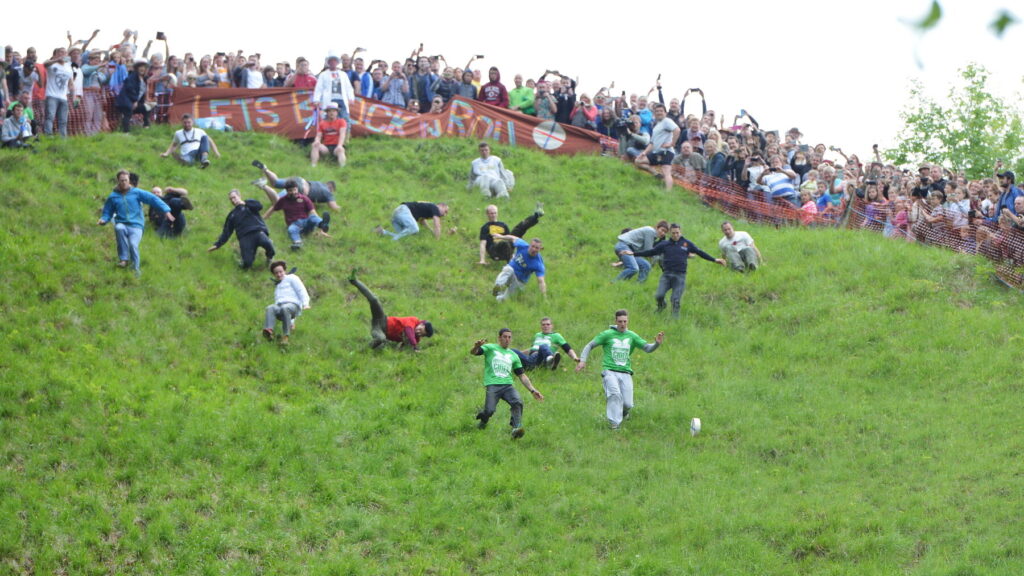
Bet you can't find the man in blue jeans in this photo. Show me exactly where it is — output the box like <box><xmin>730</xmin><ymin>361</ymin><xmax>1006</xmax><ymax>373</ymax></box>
<box><xmin>97</xmin><ymin>169</ymin><xmax>174</xmax><ymax>276</ymax></box>
<box><xmin>375</xmin><ymin>201</ymin><xmax>450</xmax><ymax>241</ymax></box>
<box><xmin>262</xmin><ymin>179</ymin><xmax>330</xmax><ymax>250</ymax></box>
<box><xmin>614</xmin><ymin>221</ymin><xmax>668</xmax><ymax>282</ymax></box>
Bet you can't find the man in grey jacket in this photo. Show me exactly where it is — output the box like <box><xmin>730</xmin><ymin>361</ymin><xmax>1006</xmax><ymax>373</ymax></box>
<box><xmin>614</xmin><ymin>221</ymin><xmax>668</xmax><ymax>282</ymax></box>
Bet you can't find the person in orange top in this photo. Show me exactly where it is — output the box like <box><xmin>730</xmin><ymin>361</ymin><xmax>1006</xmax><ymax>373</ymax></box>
<box><xmin>349</xmin><ymin>271</ymin><xmax>434</xmax><ymax>351</ymax></box>
<box><xmin>311</xmin><ymin>102</ymin><xmax>347</xmax><ymax>167</ymax></box>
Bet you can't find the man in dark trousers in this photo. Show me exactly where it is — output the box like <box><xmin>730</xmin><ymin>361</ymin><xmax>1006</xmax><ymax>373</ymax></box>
<box><xmin>628</xmin><ymin>223</ymin><xmax>725</xmax><ymax>317</ymax></box>
<box><xmin>348</xmin><ymin>270</ymin><xmax>434</xmax><ymax>351</ymax></box>
<box><xmin>208</xmin><ymin>189</ymin><xmax>276</xmax><ymax>269</ymax></box>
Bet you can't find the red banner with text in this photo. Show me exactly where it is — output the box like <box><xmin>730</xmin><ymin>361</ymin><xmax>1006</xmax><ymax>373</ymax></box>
<box><xmin>169</xmin><ymin>88</ymin><xmax>602</xmax><ymax>154</ymax></box>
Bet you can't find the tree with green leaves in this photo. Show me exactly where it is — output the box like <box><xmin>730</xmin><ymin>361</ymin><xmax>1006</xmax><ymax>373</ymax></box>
<box><xmin>885</xmin><ymin>63</ymin><xmax>1023</xmax><ymax>180</ymax></box>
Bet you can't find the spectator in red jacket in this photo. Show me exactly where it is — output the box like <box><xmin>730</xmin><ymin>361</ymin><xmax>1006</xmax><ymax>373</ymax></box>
<box><xmin>477</xmin><ymin>67</ymin><xmax>508</xmax><ymax>108</ymax></box>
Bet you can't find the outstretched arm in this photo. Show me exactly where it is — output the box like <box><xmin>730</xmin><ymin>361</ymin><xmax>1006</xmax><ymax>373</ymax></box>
<box><xmin>517</xmin><ymin>372</ymin><xmax>543</xmax><ymax>400</ymax></box>
<box><xmin>575</xmin><ymin>339</ymin><xmax>598</xmax><ymax>372</ymax></box>
<box><xmin>642</xmin><ymin>332</ymin><xmax>665</xmax><ymax>353</ymax></box>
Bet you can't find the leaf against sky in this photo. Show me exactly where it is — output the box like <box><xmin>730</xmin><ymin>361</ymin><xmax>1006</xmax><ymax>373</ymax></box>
<box><xmin>989</xmin><ymin>10</ymin><xmax>1018</xmax><ymax>37</ymax></box>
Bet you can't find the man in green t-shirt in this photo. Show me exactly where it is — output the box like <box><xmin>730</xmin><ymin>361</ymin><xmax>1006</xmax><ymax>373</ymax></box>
<box><xmin>576</xmin><ymin>309</ymin><xmax>664</xmax><ymax>429</ymax></box>
<box><xmin>513</xmin><ymin>317</ymin><xmax>581</xmax><ymax>371</ymax></box>
<box><xmin>471</xmin><ymin>328</ymin><xmax>544</xmax><ymax>439</ymax></box>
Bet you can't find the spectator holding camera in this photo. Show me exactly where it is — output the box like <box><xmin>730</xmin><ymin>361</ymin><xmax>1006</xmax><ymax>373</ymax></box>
<box><xmin>756</xmin><ymin>155</ymin><xmax>799</xmax><ymax>206</ymax></box>
<box><xmin>379</xmin><ymin>61</ymin><xmax>408</xmax><ymax>107</ymax></box>
<box><xmin>619</xmin><ymin>116</ymin><xmax>649</xmax><ymax>160</ymax></box>
<box><xmin>533</xmin><ymin>80</ymin><xmax>556</xmax><ymax>121</ymax></box>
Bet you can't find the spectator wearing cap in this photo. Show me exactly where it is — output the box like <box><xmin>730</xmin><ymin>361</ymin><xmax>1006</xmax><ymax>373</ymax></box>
<box><xmin>313</xmin><ymin>51</ymin><xmax>355</xmax><ymax>121</ymax></box>
<box><xmin>311</xmin><ymin>103</ymin><xmax>347</xmax><ymax>167</ymax></box>
<box><xmin>80</xmin><ymin>50</ymin><xmax>108</xmax><ymax>135</ymax></box>
<box><xmin>114</xmin><ymin>59</ymin><xmax>150</xmax><ymax>132</ymax></box>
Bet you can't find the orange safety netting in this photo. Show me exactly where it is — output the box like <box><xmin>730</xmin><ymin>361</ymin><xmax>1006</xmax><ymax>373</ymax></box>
<box><xmin>846</xmin><ymin>195</ymin><xmax>1024</xmax><ymax>288</ymax></box>
<box><xmin>668</xmin><ymin>164</ymin><xmax>1024</xmax><ymax>289</ymax></box>
<box><xmin>668</xmin><ymin>167</ymin><xmax>843</xmax><ymax>229</ymax></box>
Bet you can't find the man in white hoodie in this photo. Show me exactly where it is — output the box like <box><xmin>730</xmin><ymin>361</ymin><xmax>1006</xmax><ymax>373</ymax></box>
<box><xmin>263</xmin><ymin>260</ymin><xmax>310</xmax><ymax>344</ymax></box>
<box><xmin>312</xmin><ymin>51</ymin><xmax>355</xmax><ymax>122</ymax></box>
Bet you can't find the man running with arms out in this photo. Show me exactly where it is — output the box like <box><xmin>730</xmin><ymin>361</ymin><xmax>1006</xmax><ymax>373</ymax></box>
<box><xmin>208</xmin><ymin>189</ymin><xmax>276</xmax><ymax>270</ymax></box>
<box><xmin>478</xmin><ymin>203</ymin><xmax>543</xmax><ymax>265</ymax></box>
<box><xmin>348</xmin><ymin>270</ymin><xmax>434</xmax><ymax>351</ymax></box>
<box><xmin>576</xmin><ymin>309</ymin><xmax>664</xmax><ymax>430</ymax></box>
<box><xmin>97</xmin><ymin>169</ymin><xmax>174</xmax><ymax>276</ymax></box>
<box><xmin>472</xmin><ymin>328</ymin><xmax>544</xmax><ymax>439</ymax></box>
<box><xmin>491</xmin><ymin>236</ymin><xmax>546</xmax><ymax>302</ymax></box>
<box><xmin>629</xmin><ymin>223</ymin><xmax>726</xmax><ymax>318</ymax></box>
<box><xmin>514</xmin><ymin>317</ymin><xmax>580</xmax><ymax>371</ymax></box>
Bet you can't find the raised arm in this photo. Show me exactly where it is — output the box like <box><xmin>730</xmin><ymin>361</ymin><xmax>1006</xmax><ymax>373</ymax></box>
<box><xmin>642</xmin><ymin>332</ymin><xmax>665</xmax><ymax>352</ymax></box>
<box><xmin>471</xmin><ymin>338</ymin><xmax>486</xmax><ymax>355</ymax></box>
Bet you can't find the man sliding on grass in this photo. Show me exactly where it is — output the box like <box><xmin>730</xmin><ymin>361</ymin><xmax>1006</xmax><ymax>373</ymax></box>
<box><xmin>348</xmin><ymin>271</ymin><xmax>434</xmax><ymax>351</ymax></box>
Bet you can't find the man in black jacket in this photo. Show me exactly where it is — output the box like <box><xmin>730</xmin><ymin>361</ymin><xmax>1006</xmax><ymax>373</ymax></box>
<box><xmin>208</xmin><ymin>189</ymin><xmax>276</xmax><ymax>269</ymax></box>
<box><xmin>629</xmin><ymin>223</ymin><xmax>725</xmax><ymax>317</ymax></box>
<box><xmin>114</xmin><ymin>60</ymin><xmax>150</xmax><ymax>133</ymax></box>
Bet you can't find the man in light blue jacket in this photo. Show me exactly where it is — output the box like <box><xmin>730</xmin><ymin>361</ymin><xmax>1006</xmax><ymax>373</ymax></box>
<box><xmin>97</xmin><ymin>170</ymin><xmax>173</xmax><ymax>276</ymax></box>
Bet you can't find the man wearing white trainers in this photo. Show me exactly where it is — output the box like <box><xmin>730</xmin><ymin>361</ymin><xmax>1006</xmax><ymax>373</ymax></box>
<box><xmin>491</xmin><ymin>236</ymin><xmax>546</xmax><ymax>301</ymax></box>
<box><xmin>513</xmin><ymin>317</ymin><xmax>580</xmax><ymax>371</ymax></box>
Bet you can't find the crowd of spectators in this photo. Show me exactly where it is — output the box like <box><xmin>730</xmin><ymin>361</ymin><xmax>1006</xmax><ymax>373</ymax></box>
<box><xmin>3</xmin><ymin>30</ymin><xmax>1021</xmax><ymax>273</ymax></box>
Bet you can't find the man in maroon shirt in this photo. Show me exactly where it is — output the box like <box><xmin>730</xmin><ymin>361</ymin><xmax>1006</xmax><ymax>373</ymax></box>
<box><xmin>476</xmin><ymin>67</ymin><xmax>508</xmax><ymax>108</ymax></box>
<box><xmin>262</xmin><ymin>179</ymin><xmax>330</xmax><ymax>250</ymax></box>
<box><xmin>349</xmin><ymin>271</ymin><xmax>434</xmax><ymax>351</ymax></box>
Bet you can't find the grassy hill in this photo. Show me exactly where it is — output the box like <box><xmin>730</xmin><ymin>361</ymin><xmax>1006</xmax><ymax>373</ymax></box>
<box><xmin>1</xmin><ymin>130</ymin><xmax>1022</xmax><ymax>575</ymax></box>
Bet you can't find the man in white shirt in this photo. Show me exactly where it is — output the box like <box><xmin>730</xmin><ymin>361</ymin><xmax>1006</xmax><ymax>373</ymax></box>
<box><xmin>43</xmin><ymin>47</ymin><xmax>74</xmax><ymax>137</ymax></box>
<box><xmin>469</xmin><ymin>142</ymin><xmax>515</xmax><ymax>198</ymax></box>
<box><xmin>718</xmin><ymin>221</ymin><xmax>763</xmax><ymax>272</ymax></box>
<box><xmin>161</xmin><ymin>114</ymin><xmax>221</xmax><ymax>168</ymax></box>
<box><xmin>312</xmin><ymin>51</ymin><xmax>355</xmax><ymax>122</ymax></box>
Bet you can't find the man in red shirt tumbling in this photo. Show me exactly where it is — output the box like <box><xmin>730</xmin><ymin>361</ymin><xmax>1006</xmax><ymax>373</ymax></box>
<box><xmin>349</xmin><ymin>270</ymin><xmax>434</xmax><ymax>351</ymax></box>
<box><xmin>311</xmin><ymin>102</ymin><xmax>347</xmax><ymax>168</ymax></box>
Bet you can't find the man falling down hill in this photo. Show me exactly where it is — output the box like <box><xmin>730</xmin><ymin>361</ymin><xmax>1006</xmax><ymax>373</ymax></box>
<box><xmin>348</xmin><ymin>271</ymin><xmax>434</xmax><ymax>351</ymax></box>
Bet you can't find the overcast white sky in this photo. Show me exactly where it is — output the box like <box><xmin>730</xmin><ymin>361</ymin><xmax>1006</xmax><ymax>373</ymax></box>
<box><xmin>12</xmin><ymin>0</ymin><xmax>1022</xmax><ymax>161</ymax></box>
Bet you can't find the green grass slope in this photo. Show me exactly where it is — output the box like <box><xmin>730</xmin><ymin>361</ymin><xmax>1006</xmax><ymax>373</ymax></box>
<box><xmin>1</xmin><ymin>131</ymin><xmax>1022</xmax><ymax>575</ymax></box>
